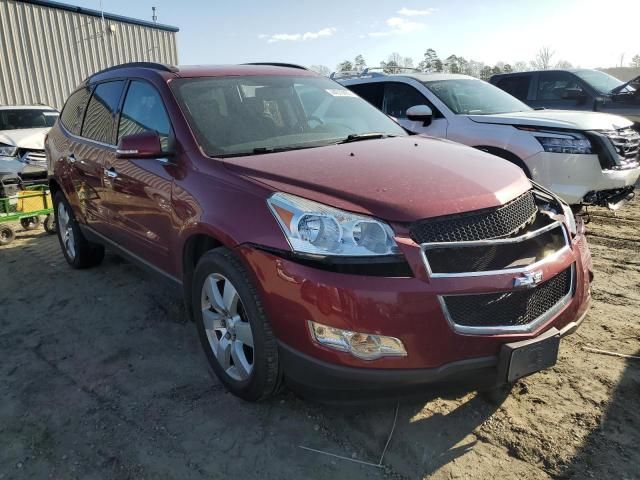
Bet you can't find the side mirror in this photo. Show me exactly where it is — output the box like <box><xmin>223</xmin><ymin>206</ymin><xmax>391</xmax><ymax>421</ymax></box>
<box><xmin>116</xmin><ymin>131</ymin><xmax>165</xmax><ymax>159</ymax></box>
<box><xmin>406</xmin><ymin>105</ymin><xmax>433</xmax><ymax>126</ymax></box>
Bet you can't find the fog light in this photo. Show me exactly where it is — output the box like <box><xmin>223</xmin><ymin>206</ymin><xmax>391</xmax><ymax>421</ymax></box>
<box><xmin>308</xmin><ymin>321</ymin><xmax>407</xmax><ymax>360</ymax></box>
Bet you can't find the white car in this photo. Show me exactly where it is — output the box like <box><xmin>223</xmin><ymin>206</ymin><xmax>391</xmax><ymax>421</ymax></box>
<box><xmin>338</xmin><ymin>72</ymin><xmax>640</xmax><ymax>208</ymax></box>
<box><xmin>0</xmin><ymin>105</ymin><xmax>59</xmax><ymax>182</ymax></box>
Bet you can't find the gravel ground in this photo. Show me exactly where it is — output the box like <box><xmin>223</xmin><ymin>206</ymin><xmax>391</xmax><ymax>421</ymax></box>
<box><xmin>0</xmin><ymin>198</ymin><xmax>638</xmax><ymax>480</ymax></box>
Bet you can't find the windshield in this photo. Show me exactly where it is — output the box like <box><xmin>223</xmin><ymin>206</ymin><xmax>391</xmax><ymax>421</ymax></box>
<box><xmin>573</xmin><ymin>69</ymin><xmax>633</xmax><ymax>94</ymax></box>
<box><xmin>0</xmin><ymin>109</ymin><xmax>59</xmax><ymax>131</ymax></box>
<box><xmin>423</xmin><ymin>78</ymin><xmax>532</xmax><ymax>115</ymax></box>
<box><xmin>171</xmin><ymin>75</ymin><xmax>406</xmax><ymax>157</ymax></box>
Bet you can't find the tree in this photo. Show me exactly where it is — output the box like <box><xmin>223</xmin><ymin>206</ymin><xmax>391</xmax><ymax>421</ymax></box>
<box><xmin>491</xmin><ymin>65</ymin><xmax>502</xmax><ymax>76</ymax></box>
<box><xmin>502</xmin><ymin>64</ymin><xmax>513</xmax><ymax>73</ymax></box>
<box><xmin>420</xmin><ymin>48</ymin><xmax>442</xmax><ymax>72</ymax></box>
<box><xmin>381</xmin><ymin>52</ymin><xmax>406</xmax><ymax>73</ymax></box>
<box><xmin>336</xmin><ymin>60</ymin><xmax>353</xmax><ymax>72</ymax></box>
<box><xmin>309</xmin><ymin>65</ymin><xmax>330</xmax><ymax>76</ymax></box>
<box><xmin>445</xmin><ymin>55</ymin><xmax>461</xmax><ymax>74</ymax></box>
<box><xmin>630</xmin><ymin>54</ymin><xmax>640</xmax><ymax>68</ymax></box>
<box><xmin>354</xmin><ymin>55</ymin><xmax>367</xmax><ymax>73</ymax></box>
<box><xmin>513</xmin><ymin>61</ymin><xmax>529</xmax><ymax>72</ymax></box>
<box><xmin>465</xmin><ymin>60</ymin><xmax>485</xmax><ymax>78</ymax></box>
<box><xmin>480</xmin><ymin>65</ymin><xmax>493</xmax><ymax>81</ymax></box>
<box><xmin>531</xmin><ymin>47</ymin><xmax>555</xmax><ymax>70</ymax></box>
<box><xmin>555</xmin><ymin>60</ymin><xmax>573</xmax><ymax>69</ymax></box>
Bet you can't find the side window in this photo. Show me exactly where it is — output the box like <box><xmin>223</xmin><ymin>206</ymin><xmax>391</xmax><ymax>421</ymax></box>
<box><xmin>81</xmin><ymin>81</ymin><xmax>125</xmax><ymax>144</ymax></box>
<box><xmin>60</xmin><ymin>87</ymin><xmax>91</xmax><ymax>135</ymax></box>
<box><xmin>347</xmin><ymin>83</ymin><xmax>384</xmax><ymax>109</ymax></box>
<box><xmin>118</xmin><ymin>81</ymin><xmax>172</xmax><ymax>151</ymax></box>
<box><xmin>496</xmin><ymin>76</ymin><xmax>531</xmax><ymax>101</ymax></box>
<box><xmin>537</xmin><ymin>72</ymin><xmax>582</xmax><ymax>101</ymax></box>
<box><xmin>383</xmin><ymin>82</ymin><xmax>441</xmax><ymax>118</ymax></box>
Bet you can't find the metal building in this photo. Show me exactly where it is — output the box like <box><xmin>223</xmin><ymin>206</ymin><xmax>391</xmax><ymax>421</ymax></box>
<box><xmin>0</xmin><ymin>0</ymin><xmax>179</xmax><ymax>109</ymax></box>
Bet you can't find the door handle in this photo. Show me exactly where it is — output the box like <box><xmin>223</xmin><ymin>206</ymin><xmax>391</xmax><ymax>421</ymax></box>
<box><xmin>104</xmin><ymin>167</ymin><xmax>118</xmax><ymax>179</ymax></box>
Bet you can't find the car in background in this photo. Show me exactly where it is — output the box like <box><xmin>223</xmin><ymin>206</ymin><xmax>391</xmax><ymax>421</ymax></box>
<box><xmin>47</xmin><ymin>62</ymin><xmax>592</xmax><ymax>402</ymax></box>
<box><xmin>0</xmin><ymin>105</ymin><xmax>59</xmax><ymax>183</ymax></box>
<box><xmin>338</xmin><ymin>71</ymin><xmax>640</xmax><ymax>209</ymax></box>
<box><xmin>490</xmin><ymin>69</ymin><xmax>640</xmax><ymax>130</ymax></box>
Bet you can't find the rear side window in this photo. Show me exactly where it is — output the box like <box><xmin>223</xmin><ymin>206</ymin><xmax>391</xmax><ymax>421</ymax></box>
<box><xmin>82</xmin><ymin>81</ymin><xmax>125</xmax><ymax>144</ymax></box>
<box><xmin>496</xmin><ymin>76</ymin><xmax>531</xmax><ymax>101</ymax></box>
<box><xmin>348</xmin><ymin>83</ymin><xmax>384</xmax><ymax>109</ymax></box>
<box><xmin>60</xmin><ymin>87</ymin><xmax>91</xmax><ymax>135</ymax></box>
<box><xmin>118</xmin><ymin>81</ymin><xmax>172</xmax><ymax>151</ymax></box>
<box><xmin>537</xmin><ymin>72</ymin><xmax>582</xmax><ymax>101</ymax></box>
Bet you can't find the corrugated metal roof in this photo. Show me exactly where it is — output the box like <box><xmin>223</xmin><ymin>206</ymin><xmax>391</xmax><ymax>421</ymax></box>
<box><xmin>16</xmin><ymin>0</ymin><xmax>179</xmax><ymax>32</ymax></box>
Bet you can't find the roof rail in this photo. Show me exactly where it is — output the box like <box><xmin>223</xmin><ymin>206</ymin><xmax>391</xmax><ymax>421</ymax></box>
<box><xmin>329</xmin><ymin>68</ymin><xmax>386</xmax><ymax>80</ymax></box>
<box><xmin>243</xmin><ymin>62</ymin><xmax>309</xmax><ymax>70</ymax></box>
<box><xmin>86</xmin><ymin>62</ymin><xmax>179</xmax><ymax>81</ymax></box>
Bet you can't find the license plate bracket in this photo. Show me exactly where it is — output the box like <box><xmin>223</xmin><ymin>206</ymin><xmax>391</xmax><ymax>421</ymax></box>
<box><xmin>499</xmin><ymin>328</ymin><xmax>560</xmax><ymax>383</ymax></box>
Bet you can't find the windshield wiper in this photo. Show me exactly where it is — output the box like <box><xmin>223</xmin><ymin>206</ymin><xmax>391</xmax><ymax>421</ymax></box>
<box><xmin>337</xmin><ymin>133</ymin><xmax>394</xmax><ymax>144</ymax></box>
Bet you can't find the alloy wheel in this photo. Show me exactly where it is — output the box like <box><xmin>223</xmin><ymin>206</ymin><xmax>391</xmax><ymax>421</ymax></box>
<box><xmin>57</xmin><ymin>202</ymin><xmax>76</xmax><ymax>259</ymax></box>
<box><xmin>201</xmin><ymin>273</ymin><xmax>254</xmax><ymax>381</ymax></box>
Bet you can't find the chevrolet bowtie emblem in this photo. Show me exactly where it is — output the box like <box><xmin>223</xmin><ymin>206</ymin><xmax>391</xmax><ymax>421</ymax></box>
<box><xmin>514</xmin><ymin>271</ymin><xmax>543</xmax><ymax>288</ymax></box>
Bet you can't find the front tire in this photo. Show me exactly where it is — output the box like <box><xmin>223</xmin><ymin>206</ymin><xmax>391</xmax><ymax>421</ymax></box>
<box><xmin>53</xmin><ymin>191</ymin><xmax>105</xmax><ymax>269</ymax></box>
<box><xmin>193</xmin><ymin>248</ymin><xmax>281</xmax><ymax>401</ymax></box>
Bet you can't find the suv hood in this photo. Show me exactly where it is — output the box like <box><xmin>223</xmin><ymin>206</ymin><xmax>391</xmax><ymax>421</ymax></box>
<box><xmin>222</xmin><ymin>136</ymin><xmax>530</xmax><ymax>223</ymax></box>
<box><xmin>0</xmin><ymin>127</ymin><xmax>49</xmax><ymax>150</ymax></box>
<box><xmin>468</xmin><ymin>109</ymin><xmax>633</xmax><ymax>131</ymax></box>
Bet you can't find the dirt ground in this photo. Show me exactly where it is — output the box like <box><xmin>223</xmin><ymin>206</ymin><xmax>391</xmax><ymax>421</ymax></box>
<box><xmin>0</xmin><ymin>198</ymin><xmax>638</xmax><ymax>480</ymax></box>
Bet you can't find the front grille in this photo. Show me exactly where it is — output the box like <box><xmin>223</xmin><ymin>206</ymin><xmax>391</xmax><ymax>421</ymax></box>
<box><xmin>603</xmin><ymin>127</ymin><xmax>640</xmax><ymax>162</ymax></box>
<box><xmin>20</xmin><ymin>149</ymin><xmax>47</xmax><ymax>166</ymax></box>
<box><xmin>441</xmin><ymin>266</ymin><xmax>572</xmax><ymax>328</ymax></box>
<box><xmin>410</xmin><ymin>190</ymin><xmax>537</xmax><ymax>244</ymax></box>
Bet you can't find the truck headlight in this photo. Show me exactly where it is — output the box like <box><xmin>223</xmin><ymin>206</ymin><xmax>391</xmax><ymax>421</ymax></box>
<box><xmin>308</xmin><ymin>321</ymin><xmax>407</xmax><ymax>360</ymax></box>
<box><xmin>267</xmin><ymin>192</ymin><xmax>399</xmax><ymax>256</ymax></box>
<box><xmin>536</xmin><ymin>135</ymin><xmax>593</xmax><ymax>154</ymax></box>
<box><xmin>0</xmin><ymin>144</ymin><xmax>18</xmax><ymax>157</ymax></box>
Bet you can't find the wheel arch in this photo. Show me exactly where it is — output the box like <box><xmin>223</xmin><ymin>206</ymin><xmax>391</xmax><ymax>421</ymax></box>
<box><xmin>473</xmin><ymin>145</ymin><xmax>532</xmax><ymax>178</ymax></box>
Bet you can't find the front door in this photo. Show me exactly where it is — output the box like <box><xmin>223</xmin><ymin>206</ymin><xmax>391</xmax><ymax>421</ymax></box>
<box><xmin>530</xmin><ymin>71</ymin><xmax>593</xmax><ymax>111</ymax></box>
<box><xmin>101</xmin><ymin>80</ymin><xmax>175</xmax><ymax>269</ymax></box>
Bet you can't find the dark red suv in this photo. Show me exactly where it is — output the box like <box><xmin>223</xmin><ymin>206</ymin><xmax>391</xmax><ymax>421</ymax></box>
<box><xmin>47</xmin><ymin>62</ymin><xmax>593</xmax><ymax>401</ymax></box>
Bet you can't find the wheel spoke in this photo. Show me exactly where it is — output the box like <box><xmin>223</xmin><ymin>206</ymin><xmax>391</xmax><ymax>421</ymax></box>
<box><xmin>202</xmin><ymin>309</ymin><xmax>224</xmax><ymax>331</ymax></box>
<box><xmin>222</xmin><ymin>281</ymin><xmax>239</xmax><ymax>313</ymax></box>
<box><xmin>204</xmin><ymin>277</ymin><xmax>225</xmax><ymax>314</ymax></box>
<box><xmin>216</xmin><ymin>336</ymin><xmax>232</xmax><ymax>370</ymax></box>
<box><xmin>234</xmin><ymin>321</ymin><xmax>254</xmax><ymax>348</ymax></box>
<box><xmin>231</xmin><ymin>341</ymin><xmax>251</xmax><ymax>380</ymax></box>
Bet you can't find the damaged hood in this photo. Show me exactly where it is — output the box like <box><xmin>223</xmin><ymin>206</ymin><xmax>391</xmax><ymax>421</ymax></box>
<box><xmin>222</xmin><ymin>136</ymin><xmax>531</xmax><ymax>223</ymax></box>
<box><xmin>0</xmin><ymin>127</ymin><xmax>49</xmax><ymax>150</ymax></box>
<box><xmin>467</xmin><ymin>109</ymin><xmax>633</xmax><ymax>131</ymax></box>
<box><xmin>610</xmin><ymin>75</ymin><xmax>640</xmax><ymax>95</ymax></box>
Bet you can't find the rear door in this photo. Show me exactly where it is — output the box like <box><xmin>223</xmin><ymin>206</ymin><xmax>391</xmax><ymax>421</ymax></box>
<box><xmin>101</xmin><ymin>79</ymin><xmax>175</xmax><ymax>268</ymax></box>
<box><xmin>66</xmin><ymin>81</ymin><xmax>125</xmax><ymax>234</ymax></box>
<box><xmin>381</xmin><ymin>81</ymin><xmax>448</xmax><ymax>137</ymax></box>
<box><xmin>530</xmin><ymin>71</ymin><xmax>593</xmax><ymax>110</ymax></box>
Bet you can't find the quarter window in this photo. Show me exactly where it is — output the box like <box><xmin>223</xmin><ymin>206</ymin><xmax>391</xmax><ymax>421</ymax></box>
<box><xmin>118</xmin><ymin>81</ymin><xmax>172</xmax><ymax>151</ymax></box>
<box><xmin>537</xmin><ymin>72</ymin><xmax>582</xmax><ymax>101</ymax></box>
<box><xmin>383</xmin><ymin>83</ymin><xmax>441</xmax><ymax>118</ymax></box>
<box><xmin>60</xmin><ymin>87</ymin><xmax>91</xmax><ymax>135</ymax></box>
<box><xmin>81</xmin><ymin>81</ymin><xmax>125</xmax><ymax>144</ymax></box>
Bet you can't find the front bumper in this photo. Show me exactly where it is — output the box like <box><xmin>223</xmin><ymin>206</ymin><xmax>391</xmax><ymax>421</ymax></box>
<box><xmin>237</xmin><ymin>225</ymin><xmax>593</xmax><ymax>395</ymax></box>
<box><xmin>279</xmin><ymin>307</ymin><xmax>589</xmax><ymax>400</ymax></box>
<box><xmin>524</xmin><ymin>151</ymin><xmax>640</xmax><ymax>205</ymax></box>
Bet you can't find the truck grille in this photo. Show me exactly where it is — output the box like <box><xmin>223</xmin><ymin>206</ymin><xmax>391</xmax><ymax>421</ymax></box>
<box><xmin>20</xmin><ymin>149</ymin><xmax>47</xmax><ymax>167</ymax></box>
<box><xmin>410</xmin><ymin>190</ymin><xmax>537</xmax><ymax>244</ymax></box>
<box><xmin>603</xmin><ymin>127</ymin><xmax>640</xmax><ymax>163</ymax></box>
<box><xmin>440</xmin><ymin>266</ymin><xmax>573</xmax><ymax>330</ymax></box>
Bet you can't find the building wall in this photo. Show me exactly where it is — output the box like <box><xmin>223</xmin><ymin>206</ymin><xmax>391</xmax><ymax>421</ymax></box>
<box><xmin>0</xmin><ymin>0</ymin><xmax>178</xmax><ymax>109</ymax></box>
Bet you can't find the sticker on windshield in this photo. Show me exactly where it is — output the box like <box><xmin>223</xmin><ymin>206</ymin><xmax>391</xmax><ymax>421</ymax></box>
<box><xmin>326</xmin><ymin>89</ymin><xmax>357</xmax><ymax>97</ymax></box>
<box><xmin>43</xmin><ymin>112</ymin><xmax>59</xmax><ymax>116</ymax></box>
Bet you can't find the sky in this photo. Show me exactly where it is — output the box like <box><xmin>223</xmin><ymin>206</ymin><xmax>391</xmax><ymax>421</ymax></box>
<box><xmin>71</xmin><ymin>0</ymin><xmax>640</xmax><ymax>70</ymax></box>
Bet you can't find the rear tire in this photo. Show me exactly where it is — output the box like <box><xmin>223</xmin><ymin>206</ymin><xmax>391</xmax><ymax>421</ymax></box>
<box><xmin>20</xmin><ymin>216</ymin><xmax>41</xmax><ymax>231</ymax></box>
<box><xmin>53</xmin><ymin>191</ymin><xmax>104</xmax><ymax>269</ymax></box>
<box><xmin>192</xmin><ymin>247</ymin><xmax>282</xmax><ymax>401</ymax></box>
<box><xmin>0</xmin><ymin>226</ymin><xmax>15</xmax><ymax>245</ymax></box>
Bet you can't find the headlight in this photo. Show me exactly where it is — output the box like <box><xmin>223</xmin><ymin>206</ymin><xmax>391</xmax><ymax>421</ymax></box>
<box><xmin>536</xmin><ymin>135</ymin><xmax>592</xmax><ymax>154</ymax></box>
<box><xmin>0</xmin><ymin>144</ymin><xmax>18</xmax><ymax>157</ymax></box>
<box><xmin>267</xmin><ymin>192</ymin><xmax>399</xmax><ymax>256</ymax></box>
<box><xmin>561</xmin><ymin>203</ymin><xmax>577</xmax><ymax>236</ymax></box>
<box><xmin>308</xmin><ymin>321</ymin><xmax>407</xmax><ymax>360</ymax></box>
